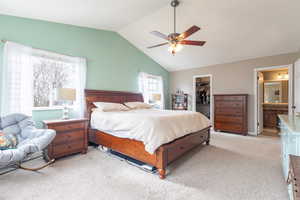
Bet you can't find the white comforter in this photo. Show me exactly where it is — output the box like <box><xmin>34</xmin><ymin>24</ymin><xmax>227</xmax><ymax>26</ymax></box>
<box><xmin>91</xmin><ymin>109</ymin><xmax>211</xmax><ymax>154</ymax></box>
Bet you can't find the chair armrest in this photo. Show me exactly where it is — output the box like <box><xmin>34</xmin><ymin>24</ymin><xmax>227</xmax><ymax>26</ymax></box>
<box><xmin>21</xmin><ymin>128</ymin><xmax>56</xmax><ymax>151</ymax></box>
<box><xmin>0</xmin><ymin>149</ymin><xmax>26</xmax><ymax>167</ymax></box>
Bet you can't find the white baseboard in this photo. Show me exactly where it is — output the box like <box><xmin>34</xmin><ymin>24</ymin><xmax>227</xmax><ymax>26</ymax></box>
<box><xmin>212</xmin><ymin>130</ymin><xmax>257</xmax><ymax>136</ymax></box>
<box><xmin>248</xmin><ymin>132</ymin><xmax>257</xmax><ymax>136</ymax></box>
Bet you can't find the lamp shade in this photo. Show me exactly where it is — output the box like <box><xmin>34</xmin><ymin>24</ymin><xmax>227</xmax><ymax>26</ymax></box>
<box><xmin>152</xmin><ymin>93</ymin><xmax>162</xmax><ymax>101</ymax></box>
<box><xmin>56</xmin><ymin>88</ymin><xmax>76</xmax><ymax>101</ymax></box>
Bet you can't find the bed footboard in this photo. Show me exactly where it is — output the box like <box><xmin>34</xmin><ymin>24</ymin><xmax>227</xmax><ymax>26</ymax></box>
<box><xmin>89</xmin><ymin>127</ymin><xmax>210</xmax><ymax>179</ymax></box>
<box><xmin>156</xmin><ymin>127</ymin><xmax>210</xmax><ymax>178</ymax></box>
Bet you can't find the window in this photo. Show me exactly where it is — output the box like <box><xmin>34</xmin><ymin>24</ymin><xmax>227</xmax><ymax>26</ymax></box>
<box><xmin>1</xmin><ymin>41</ymin><xmax>86</xmax><ymax>117</ymax></box>
<box><xmin>32</xmin><ymin>57</ymin><xmax>77</xmax><ymax>108</ymax></box>
<box><xmin>139</xmin><ymin>72</ymin><xmax>164</xmax><ymax>109</ymax></box>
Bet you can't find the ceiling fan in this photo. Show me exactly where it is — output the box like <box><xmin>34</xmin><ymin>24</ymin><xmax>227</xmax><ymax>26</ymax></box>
<box><xmin>148</xmin><ymin>0</ymin><xmax>206</xmax><ymax>55</ymax></box>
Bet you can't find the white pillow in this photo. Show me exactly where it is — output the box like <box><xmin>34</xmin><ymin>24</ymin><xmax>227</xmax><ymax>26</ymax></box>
<box><xmin>124</xmin><ymin>102</ymin><xmax>153</xmax><ymax>109</ymax></box>
<box><xmin>93</xmin><ymin>102</ymin><xmax>129</xmax><ymax>112</ymax></box>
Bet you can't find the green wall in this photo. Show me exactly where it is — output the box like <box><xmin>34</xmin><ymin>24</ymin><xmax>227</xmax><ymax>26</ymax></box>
<box><xmin>0</xmin><ymin>14</ymin><xmax>169</xmax><ymax>126</ymax></box>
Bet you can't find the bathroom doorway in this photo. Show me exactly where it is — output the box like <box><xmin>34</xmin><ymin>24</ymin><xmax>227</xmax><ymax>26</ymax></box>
<box><xmin>254</xmin><ymin>65</ymin><xmax>293</xmax><ymax>136</ymax></box>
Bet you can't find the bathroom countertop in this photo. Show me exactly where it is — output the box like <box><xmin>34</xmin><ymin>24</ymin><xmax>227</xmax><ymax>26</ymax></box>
<box><xmin>278</xmin><ymin>114</ymin><xmax>300</xmax><ymax>134</ymax></box>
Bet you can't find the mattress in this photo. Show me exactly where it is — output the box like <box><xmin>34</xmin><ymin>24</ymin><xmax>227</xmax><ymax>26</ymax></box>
<box><xmin>91</xmin><ymin>109</ymin><xmax>211</xmax><ymax>154</ymax></box>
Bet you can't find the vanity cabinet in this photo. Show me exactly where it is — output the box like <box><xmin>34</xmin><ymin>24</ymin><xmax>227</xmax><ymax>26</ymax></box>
<box><xmin>278</xmin><ymin>115</ymin><xmax>300</xmax><ymax>199</ymax></box>
<box><xmin>263</xmin><ymin>104</ymin><xmax>288</xmax><ymax>129</ymax></box>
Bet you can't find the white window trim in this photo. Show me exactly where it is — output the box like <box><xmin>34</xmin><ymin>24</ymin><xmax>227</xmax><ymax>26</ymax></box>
<box><xmin>32</xmin><ymin>105</ymin><xmax>76</xmax><ymax>111</ymax></box>
<box><xmin>32</xmin><ymin>106</ymin><xmax>63</xmax><ymax>111</ymax></box>
<box><xmin>139</xmin><ymin>72</ymin><xmax>164</xmax><ymax>109</ymax></box>
<box><xmin>1</xmin><ymin>41</ymin><xmax>87</xmax><ymax>117</ymax></box>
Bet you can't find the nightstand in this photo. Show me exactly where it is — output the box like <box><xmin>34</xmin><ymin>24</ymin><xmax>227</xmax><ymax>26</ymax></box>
<box><xmin>43</xmin><ymin>118</ymin><xmax>89</xmax><ymax>159</ymax></box>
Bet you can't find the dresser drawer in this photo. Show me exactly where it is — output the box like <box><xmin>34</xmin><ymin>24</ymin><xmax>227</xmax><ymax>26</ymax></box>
<box><xmin>215</xmin><ymin>122</ymin><xmax>244</xmax><ymax>133</ymax></box>
<box><xmin>214</xmin><ymin>96</ymin><xmax>245</xmax><ymax>101</ymax></box>
<box><xmin>214</xmin><ymin>101</ymin><xmax>244</xmax><ymax>108</ymax></box>
<box><xmin>49</xmin><ymin>122</ymin><xmax>86</xmax><ymax>132</ymax></box>
<box><xmin>215</xmin><ymin>115</ymin><xmax>244</xmax><ymax>123</ymax></box>
<box><xmin>167</xmin><ymin>131</ymin><xmax>208</xmax><ymax>163</ymax></box>
<box><xmin>52</xmin><ymin>130</ymin><xmax>85</xmax><ymax>145</ymax></box>
<box><xmin>215</xmin><ymin>108</ymin><xmax>243</xmax><ymax>116</ymax></box>
<box><xmin>52</xmin><ymin>140</ymin><xmax>85</xmax><ymax>157</ymax></box>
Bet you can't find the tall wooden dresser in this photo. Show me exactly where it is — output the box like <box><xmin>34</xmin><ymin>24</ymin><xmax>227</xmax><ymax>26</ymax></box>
<box><xmin>214</xmin><ymin>94</ymin><xmax>248</xmax><ymax>135</ymax></box>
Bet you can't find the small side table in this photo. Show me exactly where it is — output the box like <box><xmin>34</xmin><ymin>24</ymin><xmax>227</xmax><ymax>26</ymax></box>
<box><xmin>288</xmin><ymin>155</ymin><xmax>300</xmax><ymax>200</ymax></box>
<box><xmin>43</xmin><ymin>118</ymin><xmax>89</xmax><ymax>159</ymax></box>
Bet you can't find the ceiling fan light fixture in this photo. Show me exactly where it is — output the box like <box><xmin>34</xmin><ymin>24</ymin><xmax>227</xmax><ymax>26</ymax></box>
<box><xmin>147</xmin><ymin>0</ymin><xmax>206</xmax><ymax>54</ymax></box>
<box><xmin>168</xmin><ymin>43</ymin><xmax>183</xmax><ymax>55</ymax></box>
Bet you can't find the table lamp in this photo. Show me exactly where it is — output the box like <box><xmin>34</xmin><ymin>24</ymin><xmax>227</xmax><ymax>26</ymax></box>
<box><xmin>56</xmin><ymin>88</ymin><xmax>76</xmax><ymax>120</ymax></box>
<box><xmin>152</xmin><ymin>93</ymin><xmax>162</xmax><ymax>108</ymax></box>
<box><xmin>152</xmin><ymin>93</ymin><xmax>162</xmax><ymax>102</ymax></box>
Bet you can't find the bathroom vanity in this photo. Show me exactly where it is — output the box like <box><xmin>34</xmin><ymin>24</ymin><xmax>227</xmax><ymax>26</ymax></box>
<box><xmin>264</xmin><ymin>103</ymin><xmax>288</xmax><ymax>129</ymax></box>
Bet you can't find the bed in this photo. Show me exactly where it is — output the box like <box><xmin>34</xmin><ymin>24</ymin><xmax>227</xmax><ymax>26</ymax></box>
<box><xmin>85</xmin><ymin>89</ymin><xmax>211</xmax><ymax>179</ymax></box>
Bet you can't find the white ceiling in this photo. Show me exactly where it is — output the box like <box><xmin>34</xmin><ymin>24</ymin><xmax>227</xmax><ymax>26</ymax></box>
<box><xmin>0</xmin><ymin>0</ymin><xmax>169</xmax><ymax>31</ymax></box>
<box><xmin>1</xmin><ymin>0</ymin><xmax>300</xmax><ymax>71</ymax></box>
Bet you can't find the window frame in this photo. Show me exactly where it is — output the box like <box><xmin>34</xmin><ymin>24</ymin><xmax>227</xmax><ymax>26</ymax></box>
<box><xmin>31</xmin><ymin>54</ymin><xmax>79</xmax><ymax>109</ymax></box>
<box><xmin>139</xmin><ymin>72</ymin><xmax>164</xmax><ymax>109</ymax></box>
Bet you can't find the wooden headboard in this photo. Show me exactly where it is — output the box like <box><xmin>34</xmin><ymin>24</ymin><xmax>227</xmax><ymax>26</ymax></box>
<box><xmin>85</xmin><ymin>89</ymin><xmax>144</xmax><ymax>120</ymax></box>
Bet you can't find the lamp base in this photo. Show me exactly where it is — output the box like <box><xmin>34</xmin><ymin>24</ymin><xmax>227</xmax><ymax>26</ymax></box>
<box><xmin>62</xmin><ymin>116</ymin><xmax>69</xmax><ymax>120</ymax></box>
<box><xmin>62</xmin><ymin>106</ymin><xmax>69</xmax><ymax>120</ymax></box>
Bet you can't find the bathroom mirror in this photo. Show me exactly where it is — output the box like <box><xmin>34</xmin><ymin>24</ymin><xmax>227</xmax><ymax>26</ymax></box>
<box><xmin>264</xmin><ymin>80</ymin><xmax>288</xmax><ymax>103</ymax></box>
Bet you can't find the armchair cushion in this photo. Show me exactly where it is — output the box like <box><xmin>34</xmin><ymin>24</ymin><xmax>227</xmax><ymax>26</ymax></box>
<box><xmin>0</xmin><ymin>132</ymin><xmax>17</xmax><ymax>150</ymax></box>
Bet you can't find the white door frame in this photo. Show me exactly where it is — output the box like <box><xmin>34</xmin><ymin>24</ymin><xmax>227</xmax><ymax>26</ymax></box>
<box><xmin>253</xmin><ymin>64</ymin><xmax>293</xmax><ymax>136</ymax></box>
<box><xmin>193</xmin><ymin>74</ymin><xmax>213</xmax><ymax>125</ymax></box>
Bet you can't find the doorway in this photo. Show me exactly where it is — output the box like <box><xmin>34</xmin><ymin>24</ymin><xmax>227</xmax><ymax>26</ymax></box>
<box><xmin>193</xmin><ymin>75</ymin><xmax>213</xmax><ymax>121</ymax></box>
<box><xmin>254</xmin><ymin>65</ymin><xmax>293</xmax><ymax>136</ymax></box>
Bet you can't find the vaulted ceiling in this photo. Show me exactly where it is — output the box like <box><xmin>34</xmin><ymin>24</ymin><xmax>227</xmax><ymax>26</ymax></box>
<box><xmin>1</xmin><ymin>0</ymin><xmax>300</xmax><ymax>71</ymax></box>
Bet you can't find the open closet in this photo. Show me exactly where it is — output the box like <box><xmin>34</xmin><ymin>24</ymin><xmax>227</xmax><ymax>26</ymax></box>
<box><xmin>194</xmin><ymin>76</ymin><xmax>211</xmax><ymax>119</ymax></box>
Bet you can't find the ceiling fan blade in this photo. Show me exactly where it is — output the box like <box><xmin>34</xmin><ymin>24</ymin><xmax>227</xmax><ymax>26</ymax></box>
<box><xmin>150</xmin><ymin>31</ymin><xmax>170</xmax><ymax>41</ymax></box>
<box><xmin>178</xmin><ymin>25</ymin><xmax>201</xmax><ymax>40</ymax></box>
<box><xmin>147</xmin><ymin>42</ymin><xmax>169</xmax><ymax>49</ymax></box>
<box><xmin>179</xmin><ymin>40</ymin><xmax>206</xmax><ymax>46</ymax></box>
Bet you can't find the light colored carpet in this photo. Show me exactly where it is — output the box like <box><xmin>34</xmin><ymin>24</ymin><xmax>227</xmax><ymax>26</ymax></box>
<box><xmin>0</xmin><ymin>133</ymin><xmax>288</xmax><ymax>200</ymax></box>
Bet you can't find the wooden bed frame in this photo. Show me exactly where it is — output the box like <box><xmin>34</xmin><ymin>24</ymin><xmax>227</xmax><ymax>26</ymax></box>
<box><xmin>85</xmin><ymin>89</ymin><xmax>211</xmax><ymax>179</ymax></box>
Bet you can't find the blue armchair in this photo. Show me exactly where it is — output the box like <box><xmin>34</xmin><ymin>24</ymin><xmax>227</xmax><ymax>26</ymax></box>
<box><xmin>0</xmin><ymin>113</ymin><xmax>56</xmax><ymax>173</ymax></box>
